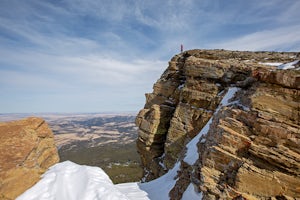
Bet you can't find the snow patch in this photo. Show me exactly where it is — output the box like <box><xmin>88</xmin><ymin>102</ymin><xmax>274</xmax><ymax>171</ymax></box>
<box><xmin>258</xmin><ymin>60</ymin><xmax>300</xmax><ymax>70</ymax></box>
<box><xmin>183</xmin><ymin>87</ymin><xmax>240</xmax><ymax>165</ymax></box>
<box><xmin>230</xmin><ymin>100</ymin><xmax>250</xmax><ymax>111</ymax></box>
<box><xmin>178</xmin><ymin>83</ymin><xmax>185</xmax><ymax>90</ymax></box>
<box><xmin>258</xmin><ymin>62</ymin><xmax>282</xmax><ymax>66</ymax></box>
<box><xmin>17</xmin><ymin>160</ymin><xmax>184</xmax><ymax>200</ymax></box>
<box><xmin>158</xmin><ymin>154</ymin><xmax>167</xmax><ymax>170</ymax></box>
<box><xmin>115</xmin><ymin>183</ymin><xmax>149</xmax><ymax>200</ymax></box>
<box><xmin>277</xmin><ymin>60</ymin><xmax>299</xmax><ymax>70</ymax></box>
<box><xmin>199</xmin><ymin>137</ymin><xmax>206</xmax><ymax>143</ymax></box>
<box><xmin>17</xmin><ymin>161</ymin><xmax>131</xmax><ymax>200</ymax></box>
<box><xmin>181</xmin><ymin>183</ymin><xmax>203</xmax><ymax>200</ymax></box>
<box><xmin>138</xmin><ymin>162</ymin><xmax>181</xmax><ymax>200</ymax></box>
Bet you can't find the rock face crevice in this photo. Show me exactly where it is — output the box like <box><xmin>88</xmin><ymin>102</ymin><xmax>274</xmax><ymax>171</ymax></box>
<box><xmin>0</xmin><ymin>117</ymin><xmax>59</xmax><ymax>200</ymax></box>
<box><xmin>136</xmin><ymin>49</ymin><xmax>300</xmax><ymax>199</ymax></box>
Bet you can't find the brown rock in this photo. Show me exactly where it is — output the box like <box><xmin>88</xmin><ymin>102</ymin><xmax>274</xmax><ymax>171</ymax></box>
<box><xmin>136</xmin><ymin>49</ymin><xmax>300</xmax><ymax>198</ymax></box>
<box><xmin>0</xmin><ymin>117</ymin><xmax>59</xmax><ymax>200</ymax></box>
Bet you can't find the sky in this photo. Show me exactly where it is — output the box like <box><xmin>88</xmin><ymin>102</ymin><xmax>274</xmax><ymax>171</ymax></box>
<box><xmin>0</xmin><ymin>0</ymin><xmax>300</xmax><ymax>113</ymax></box>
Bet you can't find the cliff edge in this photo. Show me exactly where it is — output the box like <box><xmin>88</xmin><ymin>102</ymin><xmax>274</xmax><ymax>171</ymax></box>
<box><xmin>0</xmin><ymin>117</ymin><xmax>59</xmax><ymax>200</ymax></box>
<box><xmin>136</xmin><ymin>49</ymin><xmax>300</xmax><ymax>199</ymax></box>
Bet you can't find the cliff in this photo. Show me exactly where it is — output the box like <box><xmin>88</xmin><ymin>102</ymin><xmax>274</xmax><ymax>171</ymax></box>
<box><xmin>0</xmin><ymin>117</ymin><xmax>59</xmax><ymax>200</ymax></box>
<box><xmin>136</xmin><ymin>49</ymin><xmax>300</xmax><ymax>199</ymax></box>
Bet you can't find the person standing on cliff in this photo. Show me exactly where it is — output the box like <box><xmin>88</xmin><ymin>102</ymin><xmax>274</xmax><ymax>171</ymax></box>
<box><xmin>181</xmin><ymin>44</ymin><xmax>183</xmax><ymax>53</ymax></box>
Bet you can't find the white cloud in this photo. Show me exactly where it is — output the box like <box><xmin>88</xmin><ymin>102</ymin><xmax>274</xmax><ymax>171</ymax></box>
<box><xmin>0</xmin><ymin>69</ymin><xmax>66</xmax><ymax>91</ymax></box>
<box><xmin>214</xmin><ymin>25</ymin><xmax>300</xmax><ymax>51</ymax></box>
<box><xmin>133</xmin><ymin>0</ymin><xmax>196</xmax><ymax>32</ymax></box>
<box><xmin>1</xmin><ymin>0</ymin><xmax>300</xmax><ymax>112</ymax></box>
<box><xmin>61</xmin><ymin>0</ymin><xmax>133</xmax><ymax>21</ymax></box>
<box><xmin>0</xmin><ymin>48</ymin><xmax>165</xmax><ymax>86</ymax></box>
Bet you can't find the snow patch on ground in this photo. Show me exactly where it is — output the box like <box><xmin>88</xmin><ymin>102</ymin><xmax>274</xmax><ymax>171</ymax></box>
<box><xmin>181</xmin><ymin>183</ymin><xmax>203</xmax><ymax>200</ymax></box>
<box><xmin>138</xmin><ymin>162</ymin><xmax>181</xmax><ymax>200</ymax></box>
<box><xmin>115</xmin><ymin>183</ymin><xmax>149</xmax><ymax>200</ymax></box>
<box><xmin>16</xmin><ymin>161</ymin><xmax>130</xmax><ymax>200</ymax></box>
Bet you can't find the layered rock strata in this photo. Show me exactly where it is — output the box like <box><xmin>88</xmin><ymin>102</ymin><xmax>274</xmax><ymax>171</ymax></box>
<box><xmin>0</xmin><ymin>117</ymin><xmax>59</xmax><ymax>200</ymax></box>
<box><xmin>136</xmin><ymin>49</ymin><xmax>300</xmax><ymax>199</ymax></box>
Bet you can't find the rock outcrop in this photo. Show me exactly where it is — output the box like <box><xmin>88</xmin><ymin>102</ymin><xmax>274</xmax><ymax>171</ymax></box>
<box><xmin>136</xmin><ymin>49</ymin><xmax>300</xmax><ymax>199</ymax></box>
<box><xmin>0</xmin><ymin>117</ymin><xmax>59</xmax><ymax>200</ymax></box>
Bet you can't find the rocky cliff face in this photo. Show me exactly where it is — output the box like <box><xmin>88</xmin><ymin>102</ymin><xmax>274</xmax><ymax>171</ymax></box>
<box><xmin>136</xmin><ymin>49</ymin><xmax>300</xmax><ymax>199</ymax></box>
<box><xmin>0</xmin><ymin>117</ymin><xmax>59</xmax><ymax>200</ymax></box>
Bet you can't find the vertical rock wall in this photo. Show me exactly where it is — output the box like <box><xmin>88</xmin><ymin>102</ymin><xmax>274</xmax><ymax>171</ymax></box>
<box><xmin>136</xmin><ymin>49</ymin><xmax>300</xmax><ymax>199</ymax></box>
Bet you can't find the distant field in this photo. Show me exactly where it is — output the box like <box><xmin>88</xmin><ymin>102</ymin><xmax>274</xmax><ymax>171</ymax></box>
<box><xmin>49</xmin><ymin>114</ymin><xmax>143</xmax><ymax>183</ymax></box>
<box><xmin>0</xmin><ymin>113</ymin><xmax>143</xmax><ymax>183</ymax></box>
<box><xmin>58</xmin><ymin>142</ymin><xmax>142</xmax><ymax>183</ymax></box>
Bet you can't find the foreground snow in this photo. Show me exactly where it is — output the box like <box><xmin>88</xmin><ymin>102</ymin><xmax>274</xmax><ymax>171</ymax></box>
<box><xmin>16</xmin><ymin>161</ymin><xmax>131</xmax><ymax>200</ymax></box>
<box><xmin>17</xmin><ymin>161</ymin><xmax>200</xmax><ymax>200</ymax></box>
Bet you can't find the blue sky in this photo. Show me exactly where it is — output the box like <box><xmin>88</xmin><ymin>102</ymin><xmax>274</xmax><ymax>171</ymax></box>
<box><xmin>0</xmin><ymin>0</ymin><xmax>300</xmax><ymax>113</ymax></box>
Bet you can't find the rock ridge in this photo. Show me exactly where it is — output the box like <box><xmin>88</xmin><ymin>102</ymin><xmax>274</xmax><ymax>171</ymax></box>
<box><xmin>0</xmin><ymin>117</ymin><xmax>59</xmax><ymax>200</ymax></box>
<box><xmin>136</xmin><ymin>49</ymin><xmax>300</xmax><ymax>199</ymax></box>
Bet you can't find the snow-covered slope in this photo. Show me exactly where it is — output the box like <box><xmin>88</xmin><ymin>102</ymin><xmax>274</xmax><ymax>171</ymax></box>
<box><xmin>17</xmin><ymin>161</ymin><xmax>200</xmax><ymax>200</ymax></box>
<box><xmin>16</xmin><ymin>161</ymin><xmax>131</xmax><ymax>200</ymax></box>
<box><xmin>116</xmin><ymin>162</ymin><xmax>181</xmax><ymax>200</ymax></box>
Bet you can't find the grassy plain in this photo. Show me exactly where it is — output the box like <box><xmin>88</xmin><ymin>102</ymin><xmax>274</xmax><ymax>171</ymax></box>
<box><xmin>58</xmin><ymin>140</ymin><xmax>143</xmax><ymax>183</ymax></box>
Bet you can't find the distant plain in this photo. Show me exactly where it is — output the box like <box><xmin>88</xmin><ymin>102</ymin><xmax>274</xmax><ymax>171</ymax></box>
<box><xmin>0</xmin><ymin>113</ymin><xmax>143</xmax><ymax>183</ymax></box>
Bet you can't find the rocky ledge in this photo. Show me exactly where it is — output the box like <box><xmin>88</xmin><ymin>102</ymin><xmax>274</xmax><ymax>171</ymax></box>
<box><xmin>0</xmin><ymin>117</ymin><xmax>59</xmax><ymax>200</ymax></box>
<box><xmin>136</xmin><ymin>49</ymin><xmax>300</xmax><ymax>199</ymax></box>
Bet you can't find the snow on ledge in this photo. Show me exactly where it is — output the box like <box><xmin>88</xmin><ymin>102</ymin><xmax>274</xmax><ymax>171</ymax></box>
<box><xmin>277</xmin><ymin>60</ymin><xmax>299</xmax><ymax>70</ymax></box>
<box><xmin>181</xmin><ymin>183</ymin><xmax>203</xmax><ymax>200</ymax></box>
<box><xmin>183</xmin><ymin>87</ymin><xmax>240</xmax><ymax>165</ymax></box>
<box><xmin>258</xmin><ymin>60</ymin><xmax>300</xmax><ymax>70</ymax></box>
<box><xmin>258</xmin><ymin>62</ymin><xmax>283</xmax><ymax>66</ymax></box>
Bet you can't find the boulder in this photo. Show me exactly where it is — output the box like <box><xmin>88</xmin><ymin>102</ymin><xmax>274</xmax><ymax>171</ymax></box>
<box><xmin>0</xmin><ymin>117</ymin><xmax>59</xmax><ymax>200</ymax></box>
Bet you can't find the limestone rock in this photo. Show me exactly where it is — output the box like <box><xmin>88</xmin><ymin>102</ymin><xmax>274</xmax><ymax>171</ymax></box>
<box><xmin>136</xmin><ymin>49</ymin><xmax>300</xmax><ymax>199</ymax></box>
<box><xmin>0</xmin><ymin>117</ymin><xmax>59</xmax><ymax>200</ymax></box>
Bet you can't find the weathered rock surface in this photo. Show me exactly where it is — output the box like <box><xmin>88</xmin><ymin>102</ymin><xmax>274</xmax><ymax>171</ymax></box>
<box><xmin>136</xmin><ymin>49</ymin><xmax>300</xmax><ymax>199</ymax></box>
<box><xmin>0</xmin><ymin>117</ymin><xmax>59</xmax><ymax>200</ymax></box>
